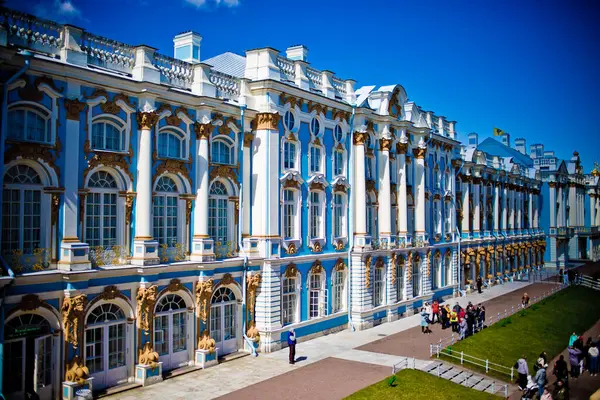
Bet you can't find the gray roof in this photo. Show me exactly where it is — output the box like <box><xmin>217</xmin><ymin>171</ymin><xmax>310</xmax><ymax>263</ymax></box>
<box><xmin>203</xmin><ymin>52</ymin><xmax>246</xmax><ymax>78</ymax></box>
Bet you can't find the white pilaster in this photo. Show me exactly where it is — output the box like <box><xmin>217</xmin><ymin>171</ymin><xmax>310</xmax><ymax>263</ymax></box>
<box><xmin>549</xmin><ymin>184</ymin><xmax>557</xmax><ymax>227</ymax></box>
<box><xmin>462</xmin><ymin>179</ymin><xmax>470</xmax><ymax>235</ymax></box>
<box><xmin>354</xmin><ymin>132</ymin><xmax>368</xmax><ymax>247</ymax></box>
<box><xmin>413</xmin><ymin>146</ymin><xmax>426</xmax><ymax>239</ymax></box>
<box><xmin>397</xmin><ymin>145</ymin><xmax>408</xmax><ymax>239</ymax></box>
<box><xmin>378</xmin><ymin>138</ymin><xmax>393</xmax><ymax>247</ymax></box>
<box><xmin>473</xmin><ymin>179</ymin><xmax>481</xmax><ymax>234</ymax></box>
<box><xmin>493</xmin><ymin>184</ymin><xmax>500</xmax><ymax>232</ymax></box>
<box><xmin>502</xmin><ymin>184</ymin><xmax>508</xmax><ymax>231</ymax></box>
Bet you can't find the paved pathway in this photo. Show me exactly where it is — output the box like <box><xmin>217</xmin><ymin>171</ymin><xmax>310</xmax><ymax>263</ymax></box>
<box><xmin>107</xmin><ymin>281</ymin><xmax>532</xmax><ymax>400</ymax></box>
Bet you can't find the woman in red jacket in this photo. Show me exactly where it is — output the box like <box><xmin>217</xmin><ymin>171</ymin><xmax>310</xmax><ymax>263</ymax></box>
<box><xmin>431</xmin><ymin>300</ymin><xmax>440</xmax><ymax>324</ymax></box>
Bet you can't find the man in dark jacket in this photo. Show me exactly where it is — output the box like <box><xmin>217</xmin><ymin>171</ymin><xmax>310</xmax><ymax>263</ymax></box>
<box><xmin>288</xmin><ymin>328</ymin><xmax>297</xmax><ymax>364</ymax></box>
<box><xmin>476</xmin><ymin>276</ymin><xmax>483</xmax><ymax>293</ymax></box>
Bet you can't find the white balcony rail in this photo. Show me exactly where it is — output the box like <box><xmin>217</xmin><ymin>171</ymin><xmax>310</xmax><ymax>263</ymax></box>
<box><xmin>208</xmin><ymin>70</ymin><xmax>241</xmax><ymax>100</ymax></box>
<box><xmin>1</xmin><ymin>9</ymin><xmax>63</xmax><ymax>56</ymax></box>
<box><xmin>306</xmin><ymin>66</ymin><xmax>322</xmax><ymax>88</ymax></box>
<box><xmin>276</xmin><ymin>55</ymin><xmax>296</xmax><ymax>81</ymax></box>
<box><xmin>153</xmin><ymin>53</ymin><xmax>193</xmax><ymax>90</ymax></box>
<box><xmin>81</xmin><ymin>33</ymin><xmax>135</xmax><ymax>74</ymax></box>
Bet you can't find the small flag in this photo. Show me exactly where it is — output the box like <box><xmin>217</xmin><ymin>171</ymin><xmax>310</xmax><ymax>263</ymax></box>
<box><xmin>493</xmin><ymin>127</ymin><xmax>505</xmax><ymax>137</ymax></box>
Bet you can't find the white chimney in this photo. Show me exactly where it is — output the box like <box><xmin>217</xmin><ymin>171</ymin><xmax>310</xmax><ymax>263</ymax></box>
<box><xmin>501</xmin><ymin>132</ymin><xmax>510</xmax><ymax>147</ymax></box>
<box><xmin>468</xmin><ymin>132</ymin><xmax>479</xmax><ymax>147</ymax></box>
<box><xmin>173</xmin><ymin>31</ymin><xmax>202</xmax><ymax>64</ymax></box>
<box><xmin>286</xmin><ymin>45</ymin><xmax>308</xmax><ymax>62</ymax></box>
<box><xmin>514</xmin><ymin>138</ymin><xmax>526</xmax><ymax>155</ymax></box>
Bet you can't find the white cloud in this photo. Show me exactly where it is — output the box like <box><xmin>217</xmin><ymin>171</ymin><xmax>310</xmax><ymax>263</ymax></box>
<box><xmin>33</xmin><ymin>0</ymin><xmax>83</xmax><ymax>22</ymax></box>
<box><xmin>183</xmin><ymin>0</ymin><xmax>239</xmax><ymax>8</ymax></box>
<box><xmin>57</xmin><ymin>0</ymin><xmax>79</xmax><ymax>15</ymax></box>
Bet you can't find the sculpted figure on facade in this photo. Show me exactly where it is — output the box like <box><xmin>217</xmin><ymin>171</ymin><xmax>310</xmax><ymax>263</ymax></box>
<box><xmin>65</xmin><ymin>355</ymin><xmax>89</xmax><ymax>384</ymax></box>
<box><xmin>195</xmin><ymin>278</ymin><xmax>214</xmax><ymax>323</ymax></box>
<box><xmin>136</xmin><ymin>285</ymin><xmax>158</xmax><ymax>333</ymax></box>
<box><xmin>138</xmin><ymin>342</ymin><xmax>159</xmax><ymax>368</ymax></box>
<box><xmin>62</xmin><ymin>294</ymin><xmax>87</xmax><ymax>348</ymax></box>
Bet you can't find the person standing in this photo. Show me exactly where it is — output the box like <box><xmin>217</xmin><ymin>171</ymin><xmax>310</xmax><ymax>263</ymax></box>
<box><xmin>459</xmin><ymin>317</ymin><xmax>467</xmax><ymax>340</ymax></box>
<box><xmin>568</xmin><ymin>346</ymin><xmax>582</xmax><ymax>378</ymax></box>
<box><xmin>521</xmin><ymin>292</ymin><xmax>530</xmax><ymax>308</ymax></box>
<box><xmin>553</xmin><ymin>354</ymin><xmax>569</xmax><ymax>387</ymax></box>
<box><xmin>476</xmin><ymin>276</ymin><xmax>483</xmax><ymax>294</ymax></box>
<box><xmin>450</xmin><ymin>308</ymin><xmax>458</xmax><ymax>332</ymax></box>
<box><xmin>441</xmin><ymin>304</ymin><xmax>448</xmax><ymax>329</ymax></box>
<box><xmin>588</xmin><ymin>341</ymin><xmax>599</xmax><ymax>376</ymax></box>
<box><xmin>421</xmin><ymin>307</ymin><xmax>432</xmax><ymax>334</ymax></box>
<box><xmin>569</xmin><ymin>332</ymin><xmax>578</xmax><ymax>347</ymax></box>
<box><xmin>287</xmin><ymin>328</ymin><xmax>297</xmax><ymax>365</ymax></box>
<box><xmin>515</xmin><ymin>355</ymin><xmax>529</xmax><ymax>390</ymax></box>
<box><xmin>479</xmin><ymin>305</ymin><xmax>486</xmax><ymax>329</ymax></box>
<box><xmin>534</xmin><ymin>363</ymin><xmax>547</xmax><ymax>400</ymax></box>
<box><xmin>431</xmin><ymin>300</ymin><xmax>440</xmax><ymax>324</ymax></box>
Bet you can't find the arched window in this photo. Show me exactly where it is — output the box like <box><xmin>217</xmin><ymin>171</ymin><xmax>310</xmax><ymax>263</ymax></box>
<box><xmin>8</xmin><ymin>105</ymin><xmax>51</xmax><ymax>144</ymax></box>
<box><xmin>86</xmin><ymin>304</ymin><xmax>126</xmax><ymax>325</ymax></box>
<box><xmin>158</xmin><ymin>128</ymin><xmax>185</xmax><ymax>159</ymax></box>
<box><xmin>412</xmin><ymin>256</ymin><xmax>421</xmax><ymax>297</ymax></box>
<box><xmin>211</xmin><ymin>139</ymin><xmax>234</xmax><ymax>165</ymax></box>
<box><xmin>281</xmin><ymin>271</ymin><xmax>298</xmax><ymax>325</ymax></box>
<box><xmin>92</xmin><ymin>117</ymin><xmax>126</xmax><ymax>152</ymax></box>
<box><xmin>2</xmin><ymin>165</ymin><xmax>43</xmax><ymax>255</ymax></box>
<box><xmin>366</xmin><ymin>195</ymin><xmax>376</xmax><ymax>237</ymax></box>
<box><xmin>310</xmin><ymin>191</ymin><xmax>323</xmax><ymax>239</ymax></box>
<box><xmin>432</xmin><ymin>255</ymin><xmax>441</xmax><ymax>290</ymax></box>
<box><xmin>85</xmin><ymin>171</ymin><xmax>118</xmax><ymax>248</ymax></box>
<box><xmin>396</xmin><ymin>257</ymin><xmax>405</xmax><ymax>301</ymax></box>
<box><xmin>310</xmin><ymin>118</ymin><xmax>320</xmax><ymax>136</ymax></box>
<box><xmin>309</xmin><ymin>270</ymin><xmax>326</xmax><ymax>318</ymax></box>
<box><xmin>373</xmin><ymin>264</ymin><xmax>384</xmax><ymax>307</ymax></box>
<box><xmin>85</xmin><ymin>303</ymin><xmax>126</xmax><ymax>375</ymax></box>
<box><xmin>445</xmin><ymin>253</ymin><xmax>453</xmax><ymax>286</ymax></box>
<box><xmin>283</xmin><ymin>111</ymin><xmax>295</xmax><ymax>131</ymax></box>
<box><xmin>5</xmin><ymin>313</ymin><xmax>51</xmax><ymax>339</ymax></box>
<box><xmin>156</xmin><ymin>294</ymin><xmax>186</xmax><ymax>312</ymax></box>
<box><xmin>153</xmin><ymin>177</ymin><xmax>179</xmax><ymax>247</ymax></box>
<box><xmin>333</xmin><ymin>193</ymin><xmax>346</xmax><ymax>238</ymax></box>
<box><xmin>283</xmin><ymin>140</ymin><xmax>297</xmax><ymax>170</ymax></box>
<box><xmin>334</xmin><ymin>125</ymin><xmax>343</xmax><ymax>143</ymax></box>
<box><xmin>211</xmin><ymin>287</ymin><xmax>236</xmax><ymax>303</ymax></box>
<box><xmin>209</xmin><ymin>181</ymin><xmax>229</xmax><ymax>245</ymax></box>
<box><xmin>154</xmin><ymin>294</ymin><xmax>187</xmax><ymax>357</ymax></box>
<box><xmin>332</xmin><ymin>267</ymin><xmax>346</xmax><ymax>313</ymax></box>
<box><xmin>333</xmin><ymin>149</ymin><xmax>344</xmax><ymax>176</ymax></box>
<box><xmin>282</xmin><ymin>189</ymin><xmax>297</xmax><ymax>240</ymax></box>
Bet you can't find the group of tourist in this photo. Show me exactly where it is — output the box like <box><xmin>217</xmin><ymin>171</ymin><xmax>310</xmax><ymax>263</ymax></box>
<box><xmin>419</xmin><ymin>300</ymin><xmax>486</xmax><ymax>339</ymax></box>
<box><xmin>516</xmin><ymin>333</ymin><xmax>600</xmax><ymax>399</ymax></box>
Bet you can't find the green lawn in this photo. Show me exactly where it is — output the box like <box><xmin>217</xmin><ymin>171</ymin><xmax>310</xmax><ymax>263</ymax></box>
<box><xmin>440</xmin><ymin>286</ymin><xmax>600</xmax><ymax>379</ymax></box>
<box><xmin>345</xmin><ymin>369</ymin><xmax>497</xmax><ymax>400</ymax></box>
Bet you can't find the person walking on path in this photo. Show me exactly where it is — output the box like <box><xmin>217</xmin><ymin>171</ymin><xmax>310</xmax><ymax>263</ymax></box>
<box><xmin>534</xmin><ymin>363</ymin><xmax>547</xmax><ymax>399</ymax></box>
<box><xmin>588</xmin><ymin>341</ymin><xmax>599</xmax><ymax>376</ymax></box>
<box><xmin>425</xmin><ymin>302</ymin><xmax>433</xmax><ymax>323</ymax></box>
<box><xmin>569</xmin><ymin>332</ymin><xmax>578</xmax><ymax>347</ymax></box>
<box><xmin>450</xmin><ymin>308</ymin><xmax>458</xmax><ymax>332</ymax></box>
<box><xmin>568</xmin><ymin>346</ymin><xmax>582</xmax><ymax>378</ymax></box>
<box><xmin>516</xmin><ymin>355</ymin><xmax>529</xmax><ymax>390</ymax></box>
<box><xmin>420</xmin><ymin>307</ymin><xmax>432</xmax><ymax>334</ymax></box>
<box><xmin>459</xmin><ymin>318</ymin><xmax>467</xmax><ymax>340</ymax></box>
<box><xmin>431</xmin><ymin>300</ymin><xmax>440</xmax><ymax>324</ymax></box>
<box><xmin>476</xmin><ymin>276</ymin><xmax>483</xmax><ymax>294</ymax></box>
<box><xmin>553</xmin><ymin>354</ymin><xmax>569</xmax><ymax>389</ymax></box>
<box><xmin>287</xmin><ymin>328</ymin><xmax>297</xmax><ymax>365</ymax></box>
<box><xmin>441</xmin><ymin>304</ymin><xmax>449</xmax><ymax>329</ymax></box>
<box><xmin>522</xmin><ymin>292</ymin><xmax>530</xmax><ymax>308</ymax></box>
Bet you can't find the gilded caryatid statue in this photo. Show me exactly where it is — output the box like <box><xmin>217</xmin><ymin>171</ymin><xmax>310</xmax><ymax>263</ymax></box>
<box><xmin>62</xmin><ymin>294</ymin><xmax>87</xmax><ymax>348</ymax></box>
<box><xmin>246</xmin><ymin>273</ymin><xmax>261</xmax><ymax>338</ymax></box>
<box><xmin>138</xmin><ymin>342</ymin><xmax>159</xmax><ymax>368</ymax></box>
<box><xmin>65</xmin><ymin>355</ymin><xmax>89</xmax><ymax>384</ymax></box>
<box><xmin>195</xmin><ymin>279</ymin><xmax>214</xmax><ymax>323</ymax></box>
<box><xmin>136</xmin><ymin>285</ymin><xmax>158</xmax><ymax>333</ymax></box>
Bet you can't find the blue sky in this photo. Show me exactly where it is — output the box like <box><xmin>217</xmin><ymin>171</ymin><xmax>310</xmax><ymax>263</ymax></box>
<box><xmin>9</xmin><ymin>0</ymin><xmax>600</xmax><ymax>169</ymax></box>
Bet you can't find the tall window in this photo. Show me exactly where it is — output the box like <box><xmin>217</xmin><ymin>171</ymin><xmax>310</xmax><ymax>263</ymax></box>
<box><xmin>412</xmin><ymin>257</ymin><xmax>421</xmax><ymax>297</ymax></box>
<box><xmin>333</xmin><ymin>269</ymin><xmax>345</xmax><ymax>313</ymax></box>
<box><xmin>366</xmin><ymin>196</ymin><xmax>375</xmax><ymax>237</ymax></box>
<box><xmin>283</xmin><ymin>189</ymin><xmax>296</xmax><ymax>239</ymax></box>
<box><xmin>433</xmin><ymin>201</ymin><xmax>441</xmax><ymax>234</ymax></box>
<box><xmin>309</xmin><ymin>272</ymin><xmax>325</xmax><ymax>318</ymax></box>
<box><xmin>445</xmin><ymin>202</ymin><xmax>452</xmax><ymax>233</ymax></box>
<box><xmin>334</xmin><ymin>150</ymin><xmax>343</xmax><ymax>176</ymax></box>
<box><xmin>2</xmin><ymin>165</ymin><xmax>42</xmax><ymax>255</ymax></box>
<box><xmin>310</xmin><ymin>145</ymin><xmax>322</xmax><ymax>173</ymax></box>
<box><xmin>432</xmin><ymin>256</ymin><xmax>441</xmax><ymax>289</ymax></box>
<box><xmin>365</xmin><ymin>157</ymin><xmax>373</xmax><ymax>180</ymax></box>
<box><xmin>281</xmin><ymin>274</ymin><xmax>297</xmax><ymax>325</ymax></box>
<box><xmin>445</xmin><ymin>254</ymin><xmax>453</xmax><ymax>286</ymax></box>
<box><xmin>396</xmin><ymin>258</ymin><xmax>404</xmax><ymax>301</ymax></box>
<box><xmin>153</xmin><ymin>177</ymin><xmax>178</xmax><ymax>246</ymax></box>
<box><xmin>211</xmin><ymin>139</ymin><xmax>234</xmax><ymax>165</ymax></box>
<box><xmin>283</xmin><ymin>141</ymin><xmax>296</xmax><ymax>170</ymax></box>
<box><xmin>92</xmin><ymin>117</ymin><xmax>126</xmax><ymax>152</ymax></box>
<box><xmin>334</xmin><ymin>194</ymin><xmax>345</xmax><ymax>238</ymax></box>
<box><xmin>310</xmin><ymin>118</ymin><xmax>320</xmax><ymax>136</ymax></box>
<box><xmin>208</xmin><ymin>181</ymin><xmax>228</xmax><ymax>244</ymax></box>
<box><xmin>158</xmin><ymin>129</ymin><xmax>185</xmax><ymax>159</ymax></box>
<box><xmin>8</xmin><ymin>106</ymin><xmax>51</xmax><ymax>144</ymax></box>
<box><xmin>310</xmin><ymin>192</ymin><xmax>322</xmax><ymax>238</ymax></box>
<box><xmin>373</xmin><ymin>266</ymin><xmax>384</xmax><ymax>307</ymax></box>
<box><xmin>85</xmin><ymin>171</ymin><xmax>118</xmax><ymax>248</ymax></box>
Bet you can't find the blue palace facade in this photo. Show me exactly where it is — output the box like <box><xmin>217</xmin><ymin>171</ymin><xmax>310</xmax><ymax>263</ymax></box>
<box><xmin>0</xmin><ymin>8</ymin><xmax>599</xmax><ymax>399</ymax></box>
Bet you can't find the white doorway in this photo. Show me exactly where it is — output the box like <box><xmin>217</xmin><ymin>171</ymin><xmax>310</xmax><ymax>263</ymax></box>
<box><xmin>85</xmin><ymin>303</ymin><xmax>128</xmax><ymax>390</ymax></box>
<box><xmin>210</xmin><ymin>287</ymin><xmax>238</xmax><ymax>356</ymax></box>
<box><xmin>154</xmin><ymin>294</ymin><xmax>189</xmax><ymax>371</ymax></box>
<box><xmin>3</xmin><ymin>314</ymin><xmax>53</xmax><ymax>400</ymax></box>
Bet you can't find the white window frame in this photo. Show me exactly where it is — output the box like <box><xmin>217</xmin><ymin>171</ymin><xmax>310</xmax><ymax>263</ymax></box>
<box><xmin>153</xmin><ymin>176</ymin><xmax>180</xmax><ymax>247</ymax></box>
<box><xmin>332</xmin><ymin>193</ymin><xmax>347</xmax><ymax>240</ymax></box>
<box><xmin>210</xmin><ymin>137</ymin><xmax>235</xmax><ymax>165</ymax></box>
<box><xmin>7</xmin><ymin>104</ymin><xmax>52</xmax><ymax>145</ymax></box>
<box><xmin>396</xmin><ymin>259</ymin><xmax>405</xmax><ymax>302</ymax></box>
<box><xmin>157</xmin><ymin>127</ymin><xmax>187</xmax><ymax>160</ymax></box>
<box><xmin>309</xmin><ymin>271</ymin><xmax>326</xmax><ymax>319</ymax></box>
<box><xmin>445</xmin><ymin>254</ymin><xmax>453</xmax><ymax>286</ymax></box>
<box><xmin>281</xmin><ymin>274</ymin><xmax>299</xmax><ymax>325</ymax></box>
<box><xmin>373</xmin><ymin>267</ymin><xmax>384</xmax><ymax>307</ymax></box>
<box><xmin>310</xmin><ymin>191</ymin><xmax>325</xmax><ymax>240</ymax></box>
<box><xmin>90</xmin><ymin>115</ymin><xmax>127</xmax><ymax>153</ymax></box>
<box><xmin>333</xmin><ymin>148</ymin><xmax>345</xmax><ymax>177</ymax></box>
<box><xmin>282</xmin><ymin>139</ymin><xmax>298</xmax><ymax>171</ymax></box>
<box><xmin>332</xmin><ymin>268</ymin><xmax>346</xmax><ymax>313</ymax></box>
<box><xmin>85</xmin><ymin>171</ymin><xmax>120</xmax><ymax>249</ymax></box>
<box><xmin>282</xmin><ymin>189</ymin><xmax>300</xmax><ymax>240</ymax></box>
<box><xmin>309</xmin><ymin>143</ymin><xmax>323</xmax><ymax>174</ymax></box>
<box><xmin>208</xmin><ymin>181</ymin><xmax>230</xmax><ymax>246</ymax></box>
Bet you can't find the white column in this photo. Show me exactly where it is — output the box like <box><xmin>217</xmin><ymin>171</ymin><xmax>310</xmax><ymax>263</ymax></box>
<box><xmin>557</xmin><ymin>185</ymin><xmax>564</xmax><ymax>227</ymax></box>
<box><xmin>516</xmin><ymin>188</ymin><xmax>522</xmax><ymax>230</ymax></box>
<box><xmin>58</xmin><ymin>88</ymin><xmax>91</xmax><ymax>270</ymax></box>
<box><xmin>493</xmin><ymin>184</ymin><xmax>500</xmax><ymax>232</ymax></box>
<box><xmin>242</xmin><ymin>133</ymin><xmax>253</xmax><ymax>238</ymax></box>
<box><xmin>413</xmin><ymin>147</ymin><xmax>426</xmax><ymax>236</ymax></box>
<box><xmin>190</xmin><ymin>122</ymin><xmax>214</xmax><ymax>261</ymax></box>
<box><xmin>472</xmin><ymin>178</ymin><xmax>481</xmax><ymax>234</ymax></box>
<box><xmin>534</xmin><ymin>191</ymin><xmax>540</xmax><ymax>229</ymax></box>
<box><xmin>596</xmin><ymin>196</ymin><xmax>600</xmax><ymax>226</ymax></box>
<box><xmin>450</xmin><ymin>166</ymin><xmax>457</xmax><ymax>233</ymax></box>
<box><xmin>397</xmin><ymin>144</ymin><xmax>408</xmax><ymax>237</ymax></box>
<box><xmin>462</xmin><ymin>178</ymin><xmax>470</xmax><ymax>235</ymax></box>
<box><xmin>509</xmin><ymin>187</ymin><xmax>516</xmax><ymax>230</ymax></box>
<box><xmin>481</xmin><ymin>181</ymin><xmax>487</xmax><ymax>232</ymax></box>
<box><xmin>502</xmin><ymin>184</ymin><xmax>508</xmax><ymax>231</ymax></box>
<box><xmin>132</xmin><ymin>110</ymin><xmax>160</xmax><ymax>265</ymax></box>
<box><xmin>569</xmin><ymin>185</ymin><xmax>576</xmax><ymax>227</ymax></box>
<box><xmin>354</xmin><ymin>132</ymin><xmax>367</xmax><ymax>245</ymax></box>
<box><xmin>549</xmin><ymin>183</ymin><xmax>556</xmax><ymax>227</ymax></box>
<box><xmin>378</xmin><ymin>139</ymin><xmax>392</xmax><ymax>245</ymax></box>
<box><xmin>528</xmin><ymin>191</ymin><xmax>533</xmax><ymax>231</ymax></box>
<box><xmin>591</xmin><ymin>194</ymin><xmax>597</xmax><ymax>226</ymax></box>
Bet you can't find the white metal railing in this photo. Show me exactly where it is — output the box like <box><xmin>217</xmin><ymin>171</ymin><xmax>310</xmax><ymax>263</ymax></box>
<box><xmin>1</xmin><ymin>9</ymin><xmax>63</xmax><ymax>55</ymax></box>
<box><xmin>153</xmin><ymin>52</ymin><xmax>193</xmax><ymax>89</ymax></box>
<box><xmin>429</xmin><ymin>284</ymin><xmax>566</xmax><ymax>377</ymax></box>
<box><xmin>580</xmin><ymin>274</ymin><xmax>600</xmax><ymax>291</ymax></box>
<box><xmin>391</xmin><ymin>357</ymin><xmax>415</xmax><ymax>374</ymax></box>
<box><xmin>208</xmin><ymin>70</ymin><xmax>241</xmax><ymax>100</ymax></box>
<box><xmin>306</xmin><ymin>66</ymin><xmax>322</xmax><ymax>87</ymax></box>
<box><xmin>80</xmin><ymin>32</ymin><xmax>135</xmax><ymax>74</ymax></box>
<box><xmin>276</xmin><ymin>55</ymin><xmax>296</xmax><ymax>80</ymax></box>
<box><xmin>429</xmin><ymin>361</ymin><xmax>508</xmax><ymax>398</ymax></box>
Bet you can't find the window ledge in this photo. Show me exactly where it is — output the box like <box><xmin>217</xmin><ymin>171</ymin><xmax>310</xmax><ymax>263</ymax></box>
<box><xmin>282</xmin><ymin>239</ymin><xmax>301</xmax><ymax>255</ymax></box>
<box><xmin>7</xmin><ymin>138</ymin><xmax>54</xmax><ymax>147</ymax></box>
